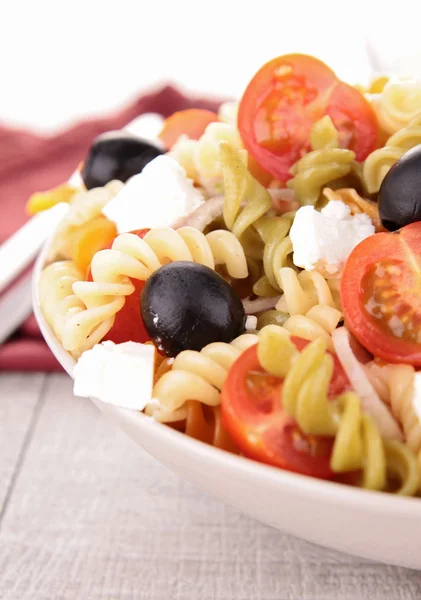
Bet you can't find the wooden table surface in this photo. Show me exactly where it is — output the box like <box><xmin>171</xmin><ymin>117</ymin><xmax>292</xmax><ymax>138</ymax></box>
<box><xmin>2</xmin><ymin>372</ymin><xmax>421</xmax><ymax>600</ymax></box>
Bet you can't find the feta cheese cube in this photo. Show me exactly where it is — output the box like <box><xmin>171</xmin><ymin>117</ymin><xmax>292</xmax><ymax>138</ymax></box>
<box><xmin>67</xmin><ymin>169</ymin><xmax>83</xmax><ymax>188</ymax></box>
<box><xmin>124</xmin><ymin>112</ymin><xmax>165</xmax><ymax>148</ymax></box>
<box><xmin>73</xmin><ymin>341</ymin><xmax>155</xmax><ymax>411</ymax></box>
<box><xmin>290</xmin><ymin>200</ymin><xmax>375</xmax><ymax>276</ymax></box>
<box><xmin>102</xmin><ymin>155</ymin><xmax>204</xmax><ymax>233</ymax></box>
<box><xmin>245</xmin><ymin>315</ymin><xmax>257</xmax><ymax>330</ymax></box>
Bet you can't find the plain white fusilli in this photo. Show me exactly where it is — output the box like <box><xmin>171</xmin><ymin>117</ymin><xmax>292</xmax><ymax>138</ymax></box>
<box><xmin>146</xmin><ymin>333</ymin><xmax>258</xmax><ymax>422</ymax></box>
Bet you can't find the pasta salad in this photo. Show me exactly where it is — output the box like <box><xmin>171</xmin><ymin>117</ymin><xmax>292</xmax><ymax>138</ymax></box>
<box><xmin>32</xmin><ymin>53</ymin><xmax>421</xmax><ymax>497</ymax></box>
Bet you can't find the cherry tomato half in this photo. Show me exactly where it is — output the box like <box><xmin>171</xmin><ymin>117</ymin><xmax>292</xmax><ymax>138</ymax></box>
<box><xmin>88</xmin><ymin>228</ymin><xmax>151</xmax><ymax>345</ymax></box>
<box><xmin>341</xmin><ymin>222</ymin><xmax>421</xmax><ymax>366</ymax></box>
<box><xmin>238</xmin><ymin>54</ymin><xmax>378</xmax><ymax>181</ymax></box>
<box><xmin>159</xmin><ymin>109</ymin><xmax>219</xmax><ymax>149</ymax></box>
<box><xmin>247</xmin><ymin>153</ymin><xmax>276</xmax><ymax>187</ymax></box>
<box><xmin>221</xmin><ymin>338</ymin><xmax>350</xmax><ymax>479</ymax></box>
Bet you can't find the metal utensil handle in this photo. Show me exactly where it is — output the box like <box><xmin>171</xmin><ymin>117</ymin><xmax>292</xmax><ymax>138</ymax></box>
<box><xmin>0</xmin><ymin>203</ymin><xmax>68</xmax><ymax>294</ymax></box>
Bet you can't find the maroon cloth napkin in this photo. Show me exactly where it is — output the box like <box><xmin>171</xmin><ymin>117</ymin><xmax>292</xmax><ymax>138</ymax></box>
<box><xmin>0</xmin><ymin>86</ymin><xmax>223</xmax><ymax>371</ymax></box>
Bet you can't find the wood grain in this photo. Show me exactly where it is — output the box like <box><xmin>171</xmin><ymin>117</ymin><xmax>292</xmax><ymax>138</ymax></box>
<box><xmin>1</xmin><ymin>373</ymin><xmax>421</xmax><ymax>599</ymax></box>
<box><xmin>0</xmin><ymin>373</ymin><xmax>45</xmax><ymax>515</ymax></box>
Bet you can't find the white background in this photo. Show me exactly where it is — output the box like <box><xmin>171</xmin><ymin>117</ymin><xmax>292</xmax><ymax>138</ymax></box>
<box><xmin>0</xmin><ymin>0</ymin><xmax>420</xmax><ymax>133</ymax></box>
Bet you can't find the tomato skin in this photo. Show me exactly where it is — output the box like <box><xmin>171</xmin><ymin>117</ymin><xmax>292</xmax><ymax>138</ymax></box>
<box><xmin>221</xmin><ymin>339</ymin><xmax>350</xmax><ymax>479</ymax></box>
<box><xmin>341</xmin><ymin>222</ymin><xmax>421</xmax><ymax>366</ymax></box>
<box><xmin>247</xmin><ymin>153</ymin><xmax>277</xmax><ymax>187</ymax></box>
<box><xmin>325</xmin><ymin>82</ymin><xmax>378</xmax><ymax>161</ymax></box>
<box><xmin>102</xmin><ymin>279</ymin><xmax>150</xmax><ymax>345</ymax></box>
<box><xmin>238</xmin><ymin>54</ymin><xmax>378</xmax><ymax>181</ymax></box>
<box><xmin>123</xmin><ymin>228</ymin><xmax>151</xmax><ymax>240</ymax></box>
<box><xmin>159</xmin><ymin>109</ymin><xmax>219</xmax><ymax>149</ymax></box>
<box><xmin>88</xmin><ymin>228</ymin><xmax>151</xmax><ymax>345</ymax></box>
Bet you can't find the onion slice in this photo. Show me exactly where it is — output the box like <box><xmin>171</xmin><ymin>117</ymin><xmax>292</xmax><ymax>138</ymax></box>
<box><xmin>242</xmin><ymin>295</ymin><xmax>282</xmax><ymax>315</ymax></box>
<box><xmin>183</xmin><ymin>196</ymin><xmax>224</xmax><ymax>232</ymax></box>
<box><xmin>268</xmin><ymin>188</ymin><xmax>299</xmax><ymax>213</ymax></box>
<box><xmin>182</xmin><ymin>189</ymin><xmax>296</xmax><ymax>232</ymax></box>
<box><xmin>332</xmin><ymin>326</ymin><xmax>403</xmax><ymax>441</ymax></box>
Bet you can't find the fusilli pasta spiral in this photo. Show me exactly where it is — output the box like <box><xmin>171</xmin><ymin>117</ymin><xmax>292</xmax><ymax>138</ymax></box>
<box><xmin>48</xmin><ymin>180</ymin><xmax>124</xmax><ymax>262</ymax></box>
<box><xmin>47</xmin><ymin>227</ymin><xmax>248</xmax><ymax>353</ymax></box>
<box><xmin>370</xmin><ymin>78</ymin><xmax>421</xmax><ymax>136</ymax></box>
<box><xmin>271</xmin><ymin>268</ymin><xmax>342</xmax><ymax>347</ymax></box>
<box><xmin>287</xmin><ymin>117</ymin><xmax>355</xmax><ymax>205</ymax></box>
<box><xmin>257</xmin><ymin>329</ymin><xmax>419</xmax><ymax>495</ymax></box>
<box><xmin>220</xmin><ymin>141</ymin><xmax>272</xmax><ymax>240</ymax></box>
<box><xmin>220</xmin><ymin>141</ymin><xmax>294</xmax><ymax>292</ymax></box>
<box><xmin>169</xmin><ymin>122</ymin><xmax>245</xmax><ymax>195</ymax></box>
<box><xmin>181</xmin><ymin>401</ymin><xmax>239</xmax><ymax>453</ymax></box>
<box><xmin>281</xmin><ymin>306</ymin><xmax>342</xmax><ymax>350</ymax></box>
<box><xmin>364</xmin><ymin>362</ymin><xmax>421</xmax><ymax>468</ymax></box>
<box><xmin>37</xmin><ymin>260</ymin><xmax>107</xmax><ymax>359</ymax></box>
<box><xmin>167</xmin><ymin>136</ymin><xmax>198</xmax><ymax>180</ymax></box>
<box><xmin>256</xmin><ymin>309</ymin><xmax>289</xmax><ymax>329</ymax></box>
<box><xmin>363</xmin><ymin>113</ymin><xmax>421</xmax><ymax>194</ymax></box>
<box><xmin>146</xmin><ymin>333</ymin><xmax>258</xmax><ymax>421</ymax></box>
<box><xmin>252</xmin><ymin>215</ymin><xmax>293</xmax><ymax>293</ymax></box>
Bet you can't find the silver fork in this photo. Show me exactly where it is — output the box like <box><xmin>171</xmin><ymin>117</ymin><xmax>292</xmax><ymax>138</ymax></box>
<box><xmin>0</xmin><ymin>204</ymin><xmax>68</xmax><ymax>344</ymax></box>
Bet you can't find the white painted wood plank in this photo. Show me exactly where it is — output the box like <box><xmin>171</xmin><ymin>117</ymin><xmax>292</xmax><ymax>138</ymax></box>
<box><xmin>0</xmin><ymin>373</ymin><xmax>45</xmax><ymax>513</ymax></box>
<box><xmin>1</xmin><ymin>373</ymin><xmax>421</xmax><ymax>599</ymax></box>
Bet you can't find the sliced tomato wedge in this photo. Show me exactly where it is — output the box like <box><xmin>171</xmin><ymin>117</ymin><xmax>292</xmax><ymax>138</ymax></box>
<box><xmin>221</xmin><ymin>338</ymin><xmax>350</xmax><ymax>479</ymax></box>
<box><xmin>238</xmin><ymin>54</ymin><xmax>378</xmax><ymax>181</ymax></box>
<box><xmin>247</xmin><ymin>153</ymin><xmax>276</xmax><ymax>187</ymax></box>
<box><xmin>159</xmin><ymin>108</ymin><xmax>219</xmax><ymax>149</ymax></box>
<box><xmin>341</xmin><ymin>222</ymin><xmax>421</xmax><ymax>366</ymax></box>
<box><xmin>88</xmin><ymin>228</ymin><xmax>151</xmax><ymax>345</ymax></box>
<box><xmin>325</xmin><ymin>81</ymin><xmax>380</xmax><ymax>160</ymax></box>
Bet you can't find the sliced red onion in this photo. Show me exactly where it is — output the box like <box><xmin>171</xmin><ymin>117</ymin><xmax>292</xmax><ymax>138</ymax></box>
<box><xmin>242</xmin><ymin>295</ymin><xmax>282</xmax><ymax>315</ymax></box>
<box><xmin>332</xmin><ymin>327</ymin><xmax>402</xmax><ymax>441</ymax></box>
<box><xmin>178</xmin><ymin>188</ymin><xmax>294</xmax><ymax>233</ymax></box>
<box><xmin>182</xmin><ymin>196</ymin><xmax>225</xmax><ymax>232</ymax></box>
<box><xmin>268</xmin><ymin>189</ymin><xmax>299</xmax><ymax>213</ymax></box>
<box><xmin>170</xmin><ymin>215</ymin><xmax>188</xmax><ymax>229</ymax></box>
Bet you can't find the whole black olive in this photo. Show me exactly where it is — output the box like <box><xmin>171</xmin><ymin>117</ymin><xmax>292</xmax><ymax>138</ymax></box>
<box><xmin>379</xmin><ymin>144</ymin><xmax>421</xmax><ymax>231</ymax></box>
<box><xmin>81</xmin><ymin>132</ymin><xmax>163</xmax><ymax>190</ymax></box>
<box><xmin>141</xmin><ymin>262</ymin><xmax>246</xmax><ymax>357</ymax></box>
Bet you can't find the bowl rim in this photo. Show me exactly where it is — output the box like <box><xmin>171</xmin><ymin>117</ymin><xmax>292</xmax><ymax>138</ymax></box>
<box><xmin>33</xmin><ymin>239</ymin><xmax>421</xmax><ymax>516</ymax></box>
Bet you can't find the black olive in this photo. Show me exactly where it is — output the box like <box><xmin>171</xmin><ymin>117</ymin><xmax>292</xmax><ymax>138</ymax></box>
<box><xmin>379</xmin><ymin>144</ymin><xmax>421</xmax><ymax>231</ymax></box>
<box><xmin>141</xmin><ymin>262</ymin><xmax>246</xmax><ymax>357</ymax></box>
<box><xmin>81</xmin><ymin>132</ymin><xmax>163</xmax><ymax>190</ymax></box>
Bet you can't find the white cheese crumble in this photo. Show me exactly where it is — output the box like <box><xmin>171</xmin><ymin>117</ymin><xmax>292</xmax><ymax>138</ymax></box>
<box><xmin>290</xmin><ymin>200</ymin><xmax>375</xmax><ymax>276</ymax></box>
<box><xmin>73</xmin><ymin>341</ymin><xmax>155</xmax><ymax>411</ymax></box>
<box><xmin>124</xmin><ymin>112</ymin><xmax>165</xmax><ymax>148</ymax></box>
<box><xmin>67</xmin><ymin>169</ymin><xmax>83</xmax><ymax>188</ymax></box>
<box><xmin>102</xmin><ymin>155</ymin><xmax>204</xmax><ymax>233</ymax></box>
<box><xmin>245</xmin><ymin>315</ymin><xmax>257</xmax><ymax>331</ymax></box>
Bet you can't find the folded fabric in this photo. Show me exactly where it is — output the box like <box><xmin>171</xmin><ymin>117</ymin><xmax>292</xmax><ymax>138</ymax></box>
<box><xmin>0</xmin><ymin>86</ymin><xmax>223</xmax><ymax>371</ymax></box>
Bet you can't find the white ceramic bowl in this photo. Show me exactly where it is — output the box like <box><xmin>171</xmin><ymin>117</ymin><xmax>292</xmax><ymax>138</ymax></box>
<box><xmin>33</xmin><ymin>242</ymin><xmax>421</xmax><ymax>570</ymax></box>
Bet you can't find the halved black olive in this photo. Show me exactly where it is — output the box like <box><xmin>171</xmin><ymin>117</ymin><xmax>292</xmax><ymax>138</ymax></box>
<box><xmin>379</xmin><ymin>144</ymin><xmax>421</xmax><ymax>231</ymax></box>
<box><xmin>141</xmin><ymin>262</ymin><xmax>246</xmax><ymax>357</ymax></box>
<box><xmin>81</xmin><ymin>132</ymin><xmax>163</xmax><ymax>190</ymax></box>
